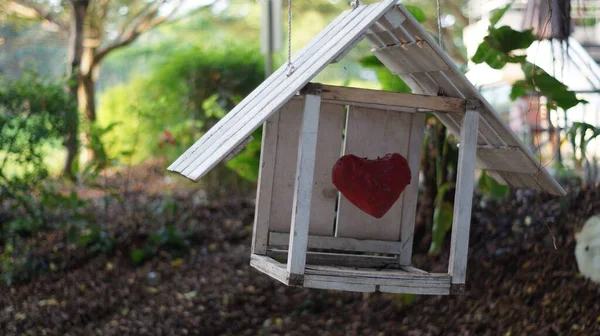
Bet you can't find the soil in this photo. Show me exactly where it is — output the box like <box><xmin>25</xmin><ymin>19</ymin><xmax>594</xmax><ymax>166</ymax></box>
<box><xmin>1</xmin><ymin>163</ymin><xmax>600</xmax><ymax>336</ymax></box>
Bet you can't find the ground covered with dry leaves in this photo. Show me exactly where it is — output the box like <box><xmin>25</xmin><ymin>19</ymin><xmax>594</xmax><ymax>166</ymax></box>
<box><xmin>1</xmin><ymin>164</ymin><xmax>599</xmax><ymax>335</ymax></box>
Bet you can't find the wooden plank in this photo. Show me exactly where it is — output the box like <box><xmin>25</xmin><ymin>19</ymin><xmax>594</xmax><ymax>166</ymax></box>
<box><xmin>409</xmin><ymin>72</ymin><xmax>440</xmax><ymax>93</ymax></box>
<box><xmin>501</xmin><ymin>171</ymin><xmax>527</xmax><ymax>188</ymax></box>
<box><xmin>476</xmin><ymin>146</ymin><xmax>539</xmax><ymax>174</ymax></box>
<box><xmin>269</xmin><ymin>232</ymin><xmax>404</xmax><ymax>254</ymax></box>
<box><xmin>178</xmin><ymin>1</ymin><xmax>396</xmax><ymax>181</ymax></box>
<box><xmin>485</xmin><ymin>169</ymin><xmax>508</xmax><ymax>185</ymax></box>
<box><xmin>266</xmin><ymin>249</ymin><xmax>399</xmax><ymax>268</ymax></box>
<box><xmin>304</xmin><ymin>265</ymin><xmax>449</xmax><ymax>281</ymax></box>
<box><xmin>399</xmin><ymin>113</ymin><xmax>425</xmax><ymax>265</ymax></box>
<box><xmin>292</xmin><ymin>95</ymin><xmax>418</xmax><ymax>113</ymax></box>
<box><xmin>426</xmin><ymin>71</ymin><xmax>504</xmax><ymax>147</ymax></box>
<box><xmin>307</xmin><ymin>84</ymin><xmax>466</xmax><ymax>113</ymax></box>
<box><xmin>269</xmin><ymin>100</ymin><xmax>304</xmax><ymax>233</ymax></box>
<box><xmin>309</xmin><ymin>102</ymin><xmax>346</xmax><ymax>236</ymax></box>
<box><xmin>379</xmin><ymin>285</ymin><xmax>450</xmax><ymax>295</ymax></box>
<box><xmin>252</xmin><ymin>110</ymin><xmax>282</xmax><ymax>254</ymax></box>
<box><xmin>287</xmin><ymin>94</ymin><xmax>322</xmax><ymax>278</ymax></box>
<box><xmin>304</xmin><ymin>279</ymin><xmax>376</xmax><ymax>292</ymax></box>
<box><xmin>168</xmin><ymin>5</ymin><xmax>355</xmax><ymax>171</ymax></box>
<box><xmin>372</xmin><ymin>41</ymin><xmax>449</xmax><ymax>75</ymax></box>
<box><xmin>250</xmin><ymin>254</ymin><xmax>289</xmax><ymax>285</ymax></box>
<box><xmin>448</xmin><ymin>110</ymin><xmax>479</xmax><ymax>285</ymax></box>
<box><xmin>303</xmin><ymin>274</ymin><xmax>449</xmax><ymax>287</ymax></box>
<box><xmin>336</xmin><ymin>106</ymin><xmax>412</xmax><ymax>241</ymax></box>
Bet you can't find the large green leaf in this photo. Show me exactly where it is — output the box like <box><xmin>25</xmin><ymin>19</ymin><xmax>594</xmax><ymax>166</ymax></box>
<box><xmin>488</xmin><ymin>26</ymin><xmax>536</xmax><ymax>53</ymax></box>
<box><xmin>521</xmin><ymin>62</ymin><xmax>587</xmax><ymax>110</ymax></box>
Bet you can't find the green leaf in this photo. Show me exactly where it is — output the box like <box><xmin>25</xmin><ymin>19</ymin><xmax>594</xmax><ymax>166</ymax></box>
<box><xmin>490</xmin><ymin>2</ymin><xmax>513</xmax><ymax>27</ymax></box>
<box><xmin>471</xmin><ymin>41</ymin><xmax>508</xmax><ymax>69</ymax></box>
<box><xmin>521</xmin><ymin>62</ymin><xmax>587</xmax><ymax>110</ymax></box>
<box><xmin>510</xmin><ymin>80</ymin><xmax>529</xmax><ymax>100</ymax></box>
<box><xmin>429</xmin><ymin>201</ymin><xmax>454</xmax><ymax>256</ymax></box>
<box><xmin>478</xmin><ymin>170</ymin><xmax>510</xmax><ymax>200</ymax></box>
<box><xmin>131</xmin><ymin>249</ymin><xmax>147</xmax><ymax>265</ymax></box>
<box><xmin>404</xmin><ymin>5</ymin><xmax>426</xmax><ymax>23</ymax></box>
<box><xmin>488</xmin><ymin>27</ymin><xmax>536</xmax><ymax>53</ymax></box>
<box><xmin>359</xmin><ymin>55</ymin><xmax>383</xmax><ymax>68</ymax></box>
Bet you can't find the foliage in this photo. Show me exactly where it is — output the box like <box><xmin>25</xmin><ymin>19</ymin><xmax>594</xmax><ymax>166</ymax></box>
<box><xmin>428</xmin><ymin>182</ymin><xmax>454</xmax><ymax>256</ymax></box>
<box><xmin>471</xmin><ymin>4</ymin><xmax>586</xmax><ymax>111</ymax></box>
<box><xmin>0</xmin><ymin>73</ymin><xmax>79</xmax><ymax>230</ymax></box>
<box><xmin>566</xmin><ymin>122</ymin><xmax>600</xmax><ymax>169</ymax></box>
<box><xmin>477</xmin><ymin>171</ymin><xmax>510</xmax><ymax>200</ymax></box>
<box><xmin>98</xmin><ymin>42</ymin><xmax>264</xmax><ymax>180</ymax></box>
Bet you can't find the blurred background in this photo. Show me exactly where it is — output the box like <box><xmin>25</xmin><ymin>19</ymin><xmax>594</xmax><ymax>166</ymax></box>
<box><xmin>2</xmin><ymin>0</ymin><xmax>600</xmax><ymax>334</ymax></box>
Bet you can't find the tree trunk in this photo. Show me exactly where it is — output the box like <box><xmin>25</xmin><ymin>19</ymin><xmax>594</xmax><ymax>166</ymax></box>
<box><xmin>64</xmin><ymin>0</ymin><xmax>90</xmax><ymax>179</ymax></box>
<box><xmin>79</xmin><ymin>45</ymin><xmax>98</xmax><ymax>164</ymax></box>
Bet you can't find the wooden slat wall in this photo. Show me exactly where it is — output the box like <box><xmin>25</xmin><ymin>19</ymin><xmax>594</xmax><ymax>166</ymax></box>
<box><xmin>336</xmin><ymin>106</ymin><xmax>413</xmax><ymax>241</ymax></box>
<box><xmin>268</xmin><ymin>100</ymin><xmax>304</xmax><ymax>233</ymax></box>
<box><xmin>268</xmin><ymin>101</ymin><xmax>346</xmax><ymax>236</ymax></box>
<box><xmin>308</xmin><ymin>103</ymin><xmax>346</xmax><ymax>236</ymax></box>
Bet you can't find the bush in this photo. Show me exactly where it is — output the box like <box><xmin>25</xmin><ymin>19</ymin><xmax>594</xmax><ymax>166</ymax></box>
<box><xmin>98</xmin><ymin>42</ymin><xmax>265</xmax><ymax>181</ymax></box>
<box><xmin>0</xmin><ymin>73</ymin><xmax>79</xmax><ymax>234</ymax></box>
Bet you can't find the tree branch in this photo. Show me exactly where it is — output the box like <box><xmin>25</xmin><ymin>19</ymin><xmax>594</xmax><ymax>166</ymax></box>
<box><xmin>94</xmin><ymin>1</ymin><xmax>177</xmax><ymax>65</ymax></box>
<box><xmin>6</xmin><ymin>1</ymin><xmax>65</xmax><ymax>31</ymax></box>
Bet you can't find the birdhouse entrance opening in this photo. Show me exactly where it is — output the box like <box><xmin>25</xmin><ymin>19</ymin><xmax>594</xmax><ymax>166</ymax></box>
<box><xmin>250</xmin><ymin>82</ymin><xmax>477</xmax><ymax>295</ymax></box>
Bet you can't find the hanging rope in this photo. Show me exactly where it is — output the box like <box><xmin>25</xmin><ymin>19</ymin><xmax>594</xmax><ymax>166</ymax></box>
<box><xmin>286</xmin><ymin>0</ymin><xmax>295</xmax><ymax>76</ymax></box>
<box><xmin>436</xmin><ymin>0</ymin><xmax>443</xmax><ymax>50</ymax></box>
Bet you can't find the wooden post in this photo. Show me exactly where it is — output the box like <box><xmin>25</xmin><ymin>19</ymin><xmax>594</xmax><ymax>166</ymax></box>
<box><xmin>448</xmin><ymin>99</ymin><xmax>479</xmax><ymax>294</ymax></box>
<box><xmin>287</xmin><ymin>90</ymin><xmax>322</xmax><ymax>285</ymax></box>
<box><xmin>251</xmin><ymin>115</ymin><xmax>280</xmax><ymax>255</ymax></box>
<box><xmin>399</xmin><ymin>113</ymin><xmax>426</xmax><ymax>266</ymax></box>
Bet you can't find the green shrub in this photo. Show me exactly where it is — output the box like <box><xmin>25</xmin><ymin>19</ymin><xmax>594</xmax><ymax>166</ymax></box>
<box><xmin>0</xmin><ymin>73</ymin><xmax>79</xmax><ymax>233</ymax></box>
<box><xmin>98</xmin><ymin>42</ymin><xmax>264</xmax><ymax>181</ymax></box>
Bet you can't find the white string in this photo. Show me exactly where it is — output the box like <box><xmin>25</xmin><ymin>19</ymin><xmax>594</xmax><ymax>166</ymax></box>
<box><xmin>437</xmin><ymin>0</ymin><xmax>443</xmax><ymax>50</ymax></box>
<box><xmin>286</xmin><ymin>0</ymin><xmax>295</xmax><ymax>76</ymax></box>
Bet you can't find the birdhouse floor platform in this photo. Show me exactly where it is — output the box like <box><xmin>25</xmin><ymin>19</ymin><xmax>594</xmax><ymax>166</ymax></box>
<box><xmin>251</xmin><ymin>254</ymin><xmax>457</xmax><ymax>295</ymax></box>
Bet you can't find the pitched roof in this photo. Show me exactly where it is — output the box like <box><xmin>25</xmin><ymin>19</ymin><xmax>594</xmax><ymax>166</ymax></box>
<box><xmin>168</xmin><ymin>1</ymin><xmax>566</xmax><ymax>196</ymax></box>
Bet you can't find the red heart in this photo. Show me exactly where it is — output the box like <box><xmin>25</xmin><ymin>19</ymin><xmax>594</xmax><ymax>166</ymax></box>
<box><xmin>332</xmin><ymin>153</ymin><xmax>411</xmax><ymax>219</ymax></box>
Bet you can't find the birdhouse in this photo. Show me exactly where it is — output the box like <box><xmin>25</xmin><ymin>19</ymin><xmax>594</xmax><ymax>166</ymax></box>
<box><xmin>168</xmin><ymin>0</ymin><xmax>565</xmax><ymax>295</ymax></box>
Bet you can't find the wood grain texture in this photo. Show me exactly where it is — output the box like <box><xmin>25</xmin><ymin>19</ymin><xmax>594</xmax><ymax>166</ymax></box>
<box><xmin>476</xmin><ymin>146</ymin><xmax>539</xmax><ymax>173</ymax></box>
<box><xmin>266</xmin><ymin>249</ymin><xmax>399</xmax><ymax>268</ymax></box>
<box><xmin>287</xmin><ymin>94</ymin><xmax>322</xmax><ymax>276</ymax></box>
<box><xmin>252</xmin><ymin>109</ymin><xmax>282</xmax><ymax>255</ymax></box>
<box><xmin>269</xmin><ymin>100</ymin><xmax>304</xmax><ymax>233</ymax></box>
<box><xmin>269</xmin><ymin>232</ymin><xmax>404</xmax><ymax>254</ymax></box>
<box><xmin>308</xmin><ymin>103</ymin><xmax>346</xmax><ymax>236</ymax></box>
<box><xmin>399</xmin><ymin>112</ymin><xmax>426</xmax><ymax>265</ymax></box>
<box><xmin>448</xmin><ymin>110</ymin><xmax>479</xmax><ymax>285</ymax></box>
<box><xmin>250</xmin><ymin>254</ymin><xmax>289</xmax><ymax>285</ymax></box>
<box><xmin>336</xmin><ymin>106</ymin><xmax>412</xmax><ymax>241</ymax></box>
<box><xmin>311</xmin><ymin>84</ymin><xmax>466</xmax><ymax>113</ymax></box>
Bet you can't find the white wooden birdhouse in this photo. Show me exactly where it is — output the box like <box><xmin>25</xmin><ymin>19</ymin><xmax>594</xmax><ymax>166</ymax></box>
<box><xmin>169</xmin><ymin>0</ymin><xmax>565</xmax><ymax>295</ymax></box>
